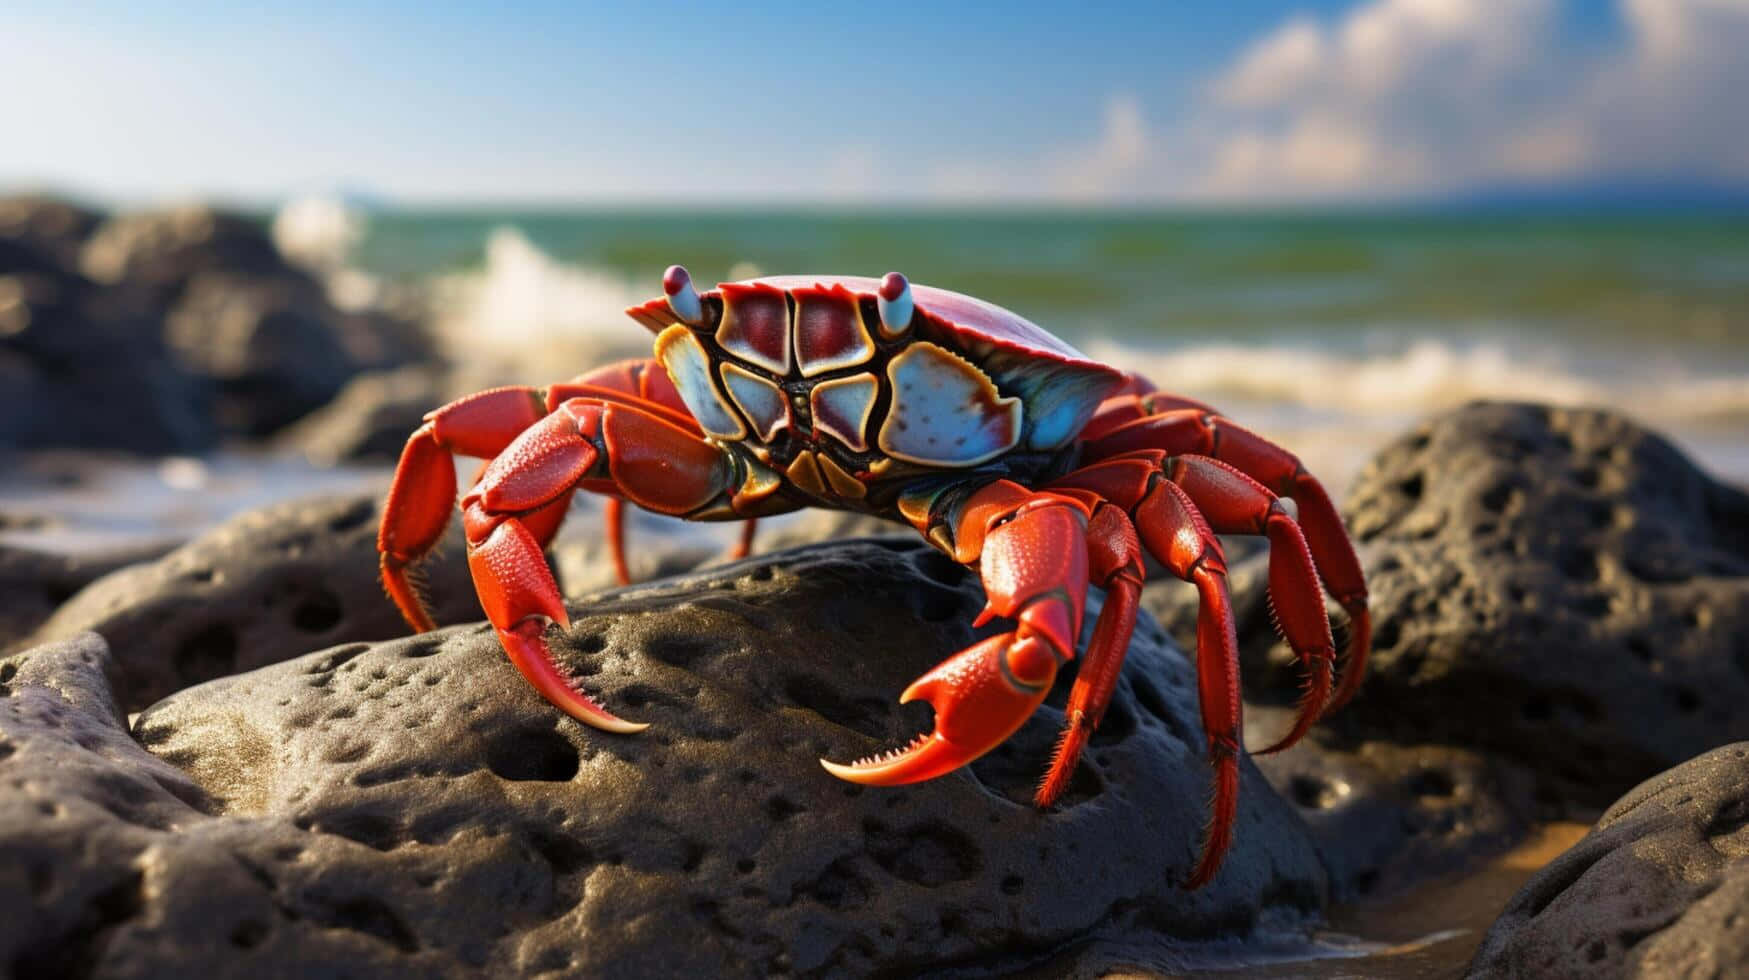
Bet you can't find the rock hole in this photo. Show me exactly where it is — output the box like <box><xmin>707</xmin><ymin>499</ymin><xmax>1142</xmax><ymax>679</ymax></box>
<box><xmin>795</xmin><ymin>858</ymin><xmax>869</xmax><ymax>910</ymax></box>
<box><xmin>865</xmin><ymin>822</ymin><xmax>980</xmax><ymax>886</ymax></box>
<box><xmin>1407</xmin><ymin>768</ymin><xmax>1456</xmax><ymax>799</ymax></box>
<box><xmin>308</xmin><ymin>644</ymin><xmax>369</xmax><ymax>673</ymax></box>
<box><xmin>309</xmin><ymin>896</ymin><xmax>419</xmax><ymax>953</ymax></box>
<box><xmin>292</xmin><ymin>588</ymin><xmax>344</xmax><ymax>633</ymax></box>
<box><xmin>229</xmin><ymin>920</ymin><xmax>269</xmax><ymax>948</ymax></box>
<box><xmin>318</xmin><ymin>810</ymin><xmax>401</xmax><ymax>851</ymax></box>
<box><xmin>1371</xmin><ymin>616</ymin><xmax>1401</xmax><ymax>653</ymax></box>
<box><xmin>400</xmin><ymin>637</ymin><xmax>443</xmax><ymax>659</ymax></box>
<box><xmin>645</xmin><ymin>633</ymin><xmax>716</xmax><ymax>667</ymax></box>
<box><xmin>736</xmin><ymin>858</ymin><xmax>756</xmax><ymax>874</ymax></box>
<box><xmin>1556</xmin><ymin>547</ymin><xmax>1601</xmax><ymax>582</ymax></box>
<box><xmin>528</xmin><ymin>828</ymin><xmax>593</xmax><ymax>874</ymax></box>
<box><xmin>1585</xmin><ymin>939</ymin><xmax>1607</xmax><ymax>963</ymax></box>
<box><xmin>1000</xmin><ymin>875</ymin><xmax>1024</xmax><ymax>895</ymax></box>
<box><xmin>1522</xmin><ymin>693</ymin><xmax>1554</xmax><ymax>722</ymax></box>
<box><xmin>749</xmin><ymin>565</ymin><xmax>775</xmax><ymax>582</ymax></box>
<box><xmin>328</xmin><ymin>499</ymin><xmax>374</xmax><ymax>533</ymax></box>
<box><xmin>487</xmin><ymin>728</ymin><xmax>580</xmax><ymax>782</ymax></box>
<box><xmin>1673</xmin><ymin>687</ymin><xmax>1701</xmax><ymax>714</ymax></box>
<box><xmin>1706</xmin><ymin>798</ymin><xmax>1749</xmax><ymax>839</ymax></box>
<box><xmin>914</xmin><ymin>550</ymin><xmax>967</xmax><ymax>587</ymax></box>
<box><xmin>764</xmin><ymin>796</ymin><xmax>803</xmax><ymax>822</ymax></box>
<box><xmin>1479</xmin><ymin>482</ymin><xmax>1513</xmax><ymax>514</ymax></box>
<box><xmin>1398</xmin><ymin>473</ymin><xmax>1425</xmax><ymax>502</ymax></box>
<box><xmin>175</xmin><ymin>623</ymin><xmax>239</xmax><ymax>685</ymax></box>
<box><xmin>1290</xmin><ymin>775</ymin><xmax>1340</xmax><ymax>809</ymax></box>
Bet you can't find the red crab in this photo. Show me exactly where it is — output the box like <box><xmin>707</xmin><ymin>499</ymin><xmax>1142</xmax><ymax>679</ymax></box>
<box><xmin>379</xmin><ymin>267</ymin><xmax>1369</xmax><ymax>886</ymax></box>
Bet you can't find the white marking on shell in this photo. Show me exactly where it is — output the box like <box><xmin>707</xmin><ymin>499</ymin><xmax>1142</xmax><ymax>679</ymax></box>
<box><xmin>878</xmin><ymin>342</ymin><xmax>1021</xmax><ymax>466</ymax></box>
<box><xmin>719</xmin><ymin>362</ymin><xmax>791</xmax><ymax>443</ymax></box>
<box><xmin>654</xmin><ymin>325</ymin><xmax>744</xmax><ymax>440</ymax></box>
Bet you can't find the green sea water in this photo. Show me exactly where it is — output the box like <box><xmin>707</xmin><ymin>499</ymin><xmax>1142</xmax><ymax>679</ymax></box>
<box><xmin>338</xmin><ymin>207</ymin><xmax>1749</xmax><ymax>482</ymax></box>
<box><xmin>351</xmin><ymin>209</ymin><xmax>1748</xmax><ymax>353</ymax></box>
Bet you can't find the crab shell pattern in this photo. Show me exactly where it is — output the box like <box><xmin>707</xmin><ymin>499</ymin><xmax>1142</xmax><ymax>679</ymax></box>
<box><xmin>378</xmin><ymin>267</ymin><xmax>1370</xmax><ymax>887</ymax></box>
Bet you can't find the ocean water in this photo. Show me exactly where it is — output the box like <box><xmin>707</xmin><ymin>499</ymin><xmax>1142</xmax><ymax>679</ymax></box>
<box><xmin>316</xmin><ymin>206</ymin><xmax>1749</xmax><ymax>487</ymax></box>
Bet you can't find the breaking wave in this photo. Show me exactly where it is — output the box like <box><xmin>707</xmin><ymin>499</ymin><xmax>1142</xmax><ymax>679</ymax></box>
<box><xmin>279</xmin><ymin>198</ymin><xmax>1749</xmax><ymax>485</ymax></box>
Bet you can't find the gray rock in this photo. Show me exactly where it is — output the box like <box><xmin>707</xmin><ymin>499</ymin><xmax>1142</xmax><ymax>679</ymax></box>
<box><xmin>79</xmin><ymin>205</ymin><xmax>291</xmax><ymax>305</ymax></box>
<box><xmin>165</xmin><ymin>272</ymin><xmax>359</xmax><ymax>436</ymax></box>
<box><xmin>0</xmin><ymin>540</ymin><xmax>175</xmax><ymax>645</ymax></box>
<box><xmin>276</xmin><ymin>365</ymin><xmax>452</xmax><ymax>464</ymax></box>
<box><xmin>1156</xmin><ymin>402</ymin><xmax>1749</xmax><ymax>816</ymax></box>
<box><xmin>0</xmin><ymin>248</ymin><xmax>215</xmax><ymax>454</ymax></box>
<box><xmin>3</xmin><ymin>541</ymin><xmax>1328</xmax><ymax>977</ymax></box>
<box><xmin>1250</xmin><ymin>724</ymin><xmax>1533</xmax><ymax>902</ymax></box>
<box><xmin>20</xmin><ymin>494</ymin><xmax>480</xmax><ymax>712</ymax></box>
<box><xmin>1469</xmin><ymin>742</ymin><xmax>1749</xmax><ymax>979</ymax></box>
<box><xmin>0</xmin><ymin>194</ymin><xmax>102</xmax><ymax>267</ymax></box>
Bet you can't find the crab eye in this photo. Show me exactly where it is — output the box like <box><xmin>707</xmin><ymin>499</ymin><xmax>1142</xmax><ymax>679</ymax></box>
<box><xmin>876</xmin><ymin>271</ymin><xmax>913</xmax><ymax>339</ymax></box>
<box><xmin>664</xmin><ymin>264</ymin><xmax>706</xmax><ymax>327</ymax></box>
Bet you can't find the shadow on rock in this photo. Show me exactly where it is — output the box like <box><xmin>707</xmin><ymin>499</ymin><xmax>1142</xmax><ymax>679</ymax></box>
<box><xmin>1</xmin><ymin>538</ymin><xmax>1330</xmax><ymax>977</ymax></box>
<box><xmin>1469</xmin><ymin>742</ymin><xmax>1749</xmax><ymax>979</ymax></box>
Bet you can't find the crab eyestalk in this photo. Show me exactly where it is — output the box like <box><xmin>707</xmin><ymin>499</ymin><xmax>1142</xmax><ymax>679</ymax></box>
<box><xmin>664</xmin><ymin>264</ymin><xmax>706</xmax><ymax>326</ymax></box>
<box><xmin>876</xmin><ymin>271</ymin><xmax>913</xmax><ymax>339</ymax></box>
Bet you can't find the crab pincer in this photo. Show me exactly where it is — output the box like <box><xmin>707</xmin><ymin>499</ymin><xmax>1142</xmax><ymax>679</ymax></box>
<box><xmin>821</xmin><ymin>484</ymin><xmax>1086</xmax><ymax>789</ymax></box>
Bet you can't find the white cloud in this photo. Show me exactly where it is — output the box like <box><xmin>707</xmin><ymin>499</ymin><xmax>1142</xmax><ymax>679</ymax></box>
<box><xmin>1189</xmin><ymin>0</ymin><xmax>1749</xmax><ymax>199</ymax></box>
<box><xmin>918</xmin><ymin>94</ymin><xmax>1166</xmax><ymax>203</ymax></box>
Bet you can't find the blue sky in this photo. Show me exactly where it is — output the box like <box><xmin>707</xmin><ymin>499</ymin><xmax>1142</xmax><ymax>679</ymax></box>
<box><xmin>2</xmin><ymin>0</ymin><xmax>1743</xmax><ymax>205</ymax></box>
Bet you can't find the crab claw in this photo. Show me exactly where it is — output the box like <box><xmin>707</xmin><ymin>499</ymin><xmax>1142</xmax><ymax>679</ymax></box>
<box><xmin>663</xmin><ymin>264</ymin><xmax>705</xmax><ymax>326</ymax></box>
<box><xmin>821</xmin><ymin>630</ymin><xmax>1059</xmax><ymax>785</ymax></box>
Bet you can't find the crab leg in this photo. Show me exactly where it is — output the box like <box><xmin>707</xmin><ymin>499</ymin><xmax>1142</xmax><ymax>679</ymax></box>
<box><xmin>1084</xmin><ymin>409</ymin><xmax>1371</xmax><ymax>713</ymax></box>
<box><xmin>1048</xmin><ymin>462</ymin><xmax>1244</xmax><ymax>886</ymax></box>
<box><xmin>821</xmin><ymin>482</ymin><xmax>1088</xmax><ymax>787</ymax></box>
<box><xmin>461</xmin><ymin>398</ymin><xmax>736</xmax><ymax>732</ymax></box>
<box><xmin>562</xmin><ymin>359</ymin><xmax>756</xmax><ymax>586</ymax></box>
<box><xmin>1054</xmin><ymin>452</ymin><xmax>1337</xmax><ymax>754</ymax></box>
<box><xmin>380</xmin><ymin>386</ymin><xmax>549</xmax><ymax>632</ymax></box>
<box><xmin>1033</xmin><ymin>499</ymin><xmax>1145</xmax><ymax>808</ymax></box>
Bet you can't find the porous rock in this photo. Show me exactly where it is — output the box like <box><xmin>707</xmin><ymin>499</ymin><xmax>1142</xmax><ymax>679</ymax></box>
<box><xmin>1156</xmin><ymin>402</ymin><xmax>1749</xmax><ymax>815</ymax></box>
<box><xmin>1469</xmin><ymin>742</ymin><xmax>1749</xmax><ymax>979</ymax></box>
<box><xmin>20</xmin><ymin>494</ymin><xmax>479</xmax><ymax>712</ymax></box>
<box><xmin>2</xmin><ymin>541</ymin><xmax>1328</xmax><ymax>977</ymax></box>
<box><xmin>0</xmin><ymin>540</ymin><xmax>176</xmax><ymax>645</ymax></box>
<box><xmin>1249</xmin><ymin>725</ymin><xmax>1533</xmax><ymax>902</ymax></box>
